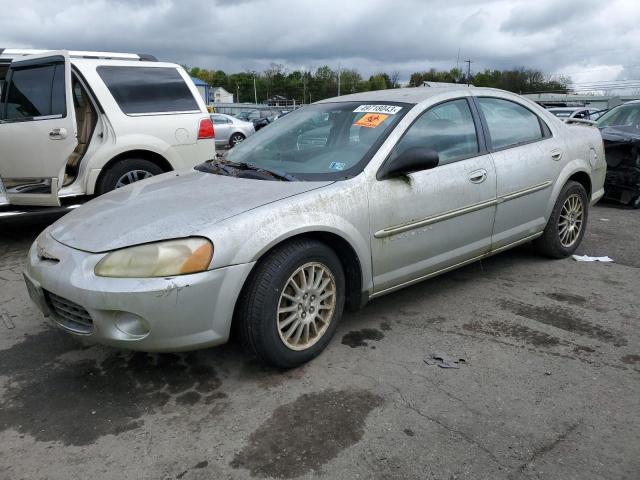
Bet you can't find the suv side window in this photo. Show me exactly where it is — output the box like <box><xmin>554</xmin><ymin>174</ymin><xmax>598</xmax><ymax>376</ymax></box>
<box><xmin>97</xmin><ymin>66</ymin><xmax>199</xmax><ymax>115</ymax></box>
<box><xmin>391</xmin><ymin>98</ymin><xmax>479</xmax><ymax>166</ymax></box>
<box><xmin>1</xmin><ymin>63</ymin><xmax>66</xmax><ymax>121</ymax></box>
<box><xmin>477</xmin><ymin>97</ymin><xmax>544</xmax><ymax>150</ymax></box>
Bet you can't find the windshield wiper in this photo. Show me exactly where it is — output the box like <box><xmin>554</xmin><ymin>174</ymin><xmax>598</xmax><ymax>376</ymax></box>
<box><xmin>195</xmin><ymin>160</ymin><xmax>238</xmax><ymax>176</ymax></box>
<box><xmin>227</xmin><ymin>161</ymin><xmax>299</xmax><ymax>181</ymax></box>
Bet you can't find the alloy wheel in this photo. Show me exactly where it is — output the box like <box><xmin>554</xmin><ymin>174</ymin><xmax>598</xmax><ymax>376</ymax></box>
<box><xmin>114</xmin><ymin>170</ymin><xmax>154</xmax><ymax>189</ymax></box>
<box><xmin>277</xmin><ymin>262</ymin><xmax>336</xmax><ymax>351</ymax></box>
<box><xmin>558</xmin><ymin>193</ymin><xmax>584</xmax><ymax>247</ymax></box>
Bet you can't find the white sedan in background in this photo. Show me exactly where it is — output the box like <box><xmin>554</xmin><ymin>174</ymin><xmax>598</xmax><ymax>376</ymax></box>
<box><xmin>210</xmin><ymin>113</ymin><xmax>255</xmax><ymax>147</ymax></box>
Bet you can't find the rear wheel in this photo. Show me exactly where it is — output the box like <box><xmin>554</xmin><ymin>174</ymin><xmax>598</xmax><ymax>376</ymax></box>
<box><xmin>96</xmin><ymin>158</ymin><xmax>164</xmax><ymax>194</ymax></box>
<box><xmin>237</xmin><ymin>239</ymin><xmax>345</xmax><ymax>368</ymax></box>
<box><xmin>229</xmin><ymin>132</ymin><xmax>245</xmax><ymax>147</ymax></box>
<box><xmin>533</xmin><ymin>181</ymin><xmax>589</xmax><ymax>258</ymax></box>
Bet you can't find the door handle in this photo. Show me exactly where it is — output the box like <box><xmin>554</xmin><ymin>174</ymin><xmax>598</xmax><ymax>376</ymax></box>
<box><xmin>49</xmin><ymin>128</ymin><xmax>67</xmax><ymax>140</ymax></box>
<box><xmin>468</xmin><ymin>168</ymin><xmax>487</xmax><ymax>184</ymax></box>
<box><xmin>550</xmin><ymin>149</ymin><xmax>563</xmax><ymax>161</ymax></box>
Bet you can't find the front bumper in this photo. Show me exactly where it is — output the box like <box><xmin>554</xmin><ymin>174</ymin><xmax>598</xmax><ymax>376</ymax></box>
<box><xmin>24</xmin><ymin>231</ymin><xmax>255</xmax><ymax>352</ymax></box>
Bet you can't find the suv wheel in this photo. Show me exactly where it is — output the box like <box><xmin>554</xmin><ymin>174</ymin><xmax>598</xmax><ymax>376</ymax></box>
<box><xmin>533</xmin><ymin>180</ymin><xmax>589</xmax><ymax>258</ymax></box>
<box><xmin>229</xmin><ymin>132</ymin><xmax>245</xmax><ymax>147</ymax></box>
<box><xmin>237</xmin><ymin>239</ymin><xmax>345</xmax><ymax>368</ymax></box>
<box><xmin>97</xmin><ymin>159</ymin><xmax>164</xmax><ymax>194</ymax></box>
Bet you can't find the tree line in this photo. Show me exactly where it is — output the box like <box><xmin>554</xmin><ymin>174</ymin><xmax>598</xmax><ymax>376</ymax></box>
<box><xmin>187</xmin><ymin>63</ymin><xmax>570</xmax><ymax>104</ymax></box>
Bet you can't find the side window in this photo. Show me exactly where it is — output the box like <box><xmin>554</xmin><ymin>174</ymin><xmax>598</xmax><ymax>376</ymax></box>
<box><xmin>211</xmin><ymin>115</ymin><xmax>229</xmax><ymax>125</ymax></box>
<box><xmin>1</xmin><ymin>63</ymin><xmax>66</xmax><ymax>121</ymax></box>
<box><xmin>478</xmin><ymin>97</ymin><xmax>543</xmax><ymax>150</ymax></box>
<box><xmin>97</xmin><ymin>66</ymin><xmax>199</xmax><ymax>115</ymax></box>
<box><xmin>391</xmin><ymin>98</ymin><xmax>479</xmax><ymax>166</ymax></box>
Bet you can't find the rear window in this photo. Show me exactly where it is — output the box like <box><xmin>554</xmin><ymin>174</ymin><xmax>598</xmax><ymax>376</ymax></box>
<box><xmin>97</xmin><ymin>66</ymin><xmax>199</xmax><ymax>115</ymax></box>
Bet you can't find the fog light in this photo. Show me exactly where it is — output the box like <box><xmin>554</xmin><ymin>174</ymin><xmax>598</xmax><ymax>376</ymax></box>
<box><xmin>114</xmin><ymin>312</ymin><xmax>150</xmax><ymax>337</ymax></box>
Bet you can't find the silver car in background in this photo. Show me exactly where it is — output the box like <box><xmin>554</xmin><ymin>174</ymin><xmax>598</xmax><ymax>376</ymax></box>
<box><xmin>24</xmin><ymin>86</ymin><xmax>606</xmax><ymax>368</ymax></box>
<box><xmin>210</xmin><ymin>113</ymin><xmax>255</xmax><ymax>147</ymax></box>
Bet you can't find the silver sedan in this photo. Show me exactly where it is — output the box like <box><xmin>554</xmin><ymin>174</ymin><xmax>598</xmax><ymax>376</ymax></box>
<box><xmin>210</xmin><ymin>113</ymin><xmax>255</xmax><ymax>147</ymax></box>
<box><xmin>24</xmin><ymin>86</ymin><xmax>606</xmax><ymax>367</ymax></box>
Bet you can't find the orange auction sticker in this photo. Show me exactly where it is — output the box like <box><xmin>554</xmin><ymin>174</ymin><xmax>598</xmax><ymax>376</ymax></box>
<box><xmin>354</xmin><ymin>113</ymin><xmax>389</xmax><ymax>128</ymax></box>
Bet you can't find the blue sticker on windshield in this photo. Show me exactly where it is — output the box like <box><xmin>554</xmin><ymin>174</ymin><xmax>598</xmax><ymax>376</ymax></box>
<box><xmin>329</xmin><ymin>162</ymin><xmax>346</xmax><ymax>171</ymax></box>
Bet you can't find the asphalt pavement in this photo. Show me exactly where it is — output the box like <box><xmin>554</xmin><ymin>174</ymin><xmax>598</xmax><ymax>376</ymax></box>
<box><xmin>0</xmin><ymin>203</ymin><xmax>638</xmax><ymax>480</ymax></box>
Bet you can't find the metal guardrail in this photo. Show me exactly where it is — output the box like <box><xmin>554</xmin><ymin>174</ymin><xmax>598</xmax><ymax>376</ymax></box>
<box><xmin>210</xmin><ymin>102</ymin><xmax>303</xmax><ymax>116</ymax></box>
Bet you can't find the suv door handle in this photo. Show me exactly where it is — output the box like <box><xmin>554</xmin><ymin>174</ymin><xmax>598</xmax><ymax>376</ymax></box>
<box><xmin>550</xmin><ymin>149</ymin><xmax>563</xmax><ymax>161</ymax></box>
<box><xmin>468</xmin><ymin>169</ymin><xmax>487</xmax><ymax>184</ymax></box>
<box><xmin>49</xmin><ymin>128</ymin><xmax>67</xmax><ymax>140</ymax></box>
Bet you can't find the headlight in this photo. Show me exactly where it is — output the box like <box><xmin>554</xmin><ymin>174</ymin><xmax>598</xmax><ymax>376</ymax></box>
<box><xmin>95</xmin><ymin>238</ymin><xmax>213</xmax><ymax>278</ymax></box>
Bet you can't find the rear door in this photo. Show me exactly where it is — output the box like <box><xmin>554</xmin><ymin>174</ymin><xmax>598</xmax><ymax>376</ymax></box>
<box><xmin>474</xmin><ymin>96</ymin><xmax>561</xmax><ymax>249</ymax></box>
<box><xmin>0</xmin><ymin>51</ymin><xmax>77</xmax><ymax>206</ymax></box>
<box><xmin>211</xmin><ymin>114</ymin><xmax>232</xmax><ymax>144</ymax></box>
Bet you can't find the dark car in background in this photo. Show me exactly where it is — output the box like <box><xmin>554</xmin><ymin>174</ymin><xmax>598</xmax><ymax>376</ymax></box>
<box><xmin>597</xmin><ymin>100</ymin><xmax>640</xmax><ymax>208</ymax></box>
<box><xmin>235</xmin><ymin>108</ymin><xmax>281</xmax><ymax>130</ymax></box>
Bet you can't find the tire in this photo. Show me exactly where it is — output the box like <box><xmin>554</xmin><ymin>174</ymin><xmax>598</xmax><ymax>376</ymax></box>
<box><xmin>629</xmin><ymin>195</ymin><xmax>640</xmax><ymax>209</ymax></box>
<box><xmin>533</xmin><ymin>181</ymin><xmax>589</xmax><ymax>258</ymax></box>
<box><xmin>236</xmin><ymin>239</ymin><xmax>345</xmax><ymax>368</ymax></box>
<box><xmin>229</xmin><ymin>132</ymin><xmax>245</xmax><ymax>147</ymax></box>
<box><xmin>96</xmin><ymin>158</ymin><xmax>164</xmax><ymax>195</ymax></box>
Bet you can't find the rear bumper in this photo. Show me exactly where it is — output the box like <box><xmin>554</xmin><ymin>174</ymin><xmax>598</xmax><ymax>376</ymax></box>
<box><xmin>24</xmin><ymin>232</ymin><xmax>255</xmax><ymax>352</ymax></box>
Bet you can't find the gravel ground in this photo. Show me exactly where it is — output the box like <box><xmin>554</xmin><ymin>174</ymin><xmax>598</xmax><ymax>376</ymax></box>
<box><xmin>0</xmin><ymin>203</ymin><xmax>638</xmax><ymax>480</ymax></box>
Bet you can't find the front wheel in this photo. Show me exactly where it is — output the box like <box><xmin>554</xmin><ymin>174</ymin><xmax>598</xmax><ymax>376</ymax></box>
<box><xmin>229</xmin><ymin>132</ymin><xmax>245</xmax><ymax>147</ymax></box>
<box><xmin>96</xmin><ymin>158</ymin><xmax>163</xmax><ymax>195</ymax></box>
<box><xmin>236</xmin><ymin>239</ymin><xmax>345</xmax><ymax>368</ymax></box>
<box><xmin>533</xmin><ymin>180</ymin><xmax>589</xmax><ymax>258</ymax></box>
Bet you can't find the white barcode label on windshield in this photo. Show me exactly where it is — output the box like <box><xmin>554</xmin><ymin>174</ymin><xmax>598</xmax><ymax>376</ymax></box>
<box><xmin>354</xmin><ymin>105</ymin><xmax>402</xmax><ymax>114</ymax></box>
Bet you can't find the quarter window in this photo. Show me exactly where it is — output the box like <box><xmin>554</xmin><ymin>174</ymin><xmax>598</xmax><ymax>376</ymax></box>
<box><xmin>478</xmin><ymin>97</ymin><xmax>543</xmax><ymax>150</ymax></box>
<box><xmin>1</xmin><ymin>63</ymin><xmax>66</xmax><ymax>121</ymax></box>
<box><xmin>97</xmin><ymin>66</ymin><xmax>199</xmax><ymax>115</ymax></box>
<box><xmin>390</xmin><ymin>98</ymin><xmax>479</xmax><ymax>166</ymax></box>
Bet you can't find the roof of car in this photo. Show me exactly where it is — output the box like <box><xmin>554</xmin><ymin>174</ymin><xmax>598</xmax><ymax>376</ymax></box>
<box><xmin>316</xmin><ymin>86</ymin><xmax>508</xmax><ymax>105</ymax></box>
<box><xmin>548</xmin><ymin>107</ymin><xmax>585</xmax><ymax>111</ymax></box>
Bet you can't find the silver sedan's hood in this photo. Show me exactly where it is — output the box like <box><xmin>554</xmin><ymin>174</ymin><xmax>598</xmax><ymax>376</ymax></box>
<box><xmin>50</xmin><ymin>170</ymin><xmax>332</xmax><ymax>253</ymax></box>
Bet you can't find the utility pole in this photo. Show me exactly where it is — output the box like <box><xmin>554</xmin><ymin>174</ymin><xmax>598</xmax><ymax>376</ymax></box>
<box><xmin>337</xmin><ymin>62</ymin><xmax>341</xmax><ymax>96</ymax></box>
<box><xmin>253</xmin><ymin>76</ymin><xmax>258</xmax><ymax>104</ymax></box>
<box><xmin>465</xmin><ymin>59</ymin><xmax>472</xmax><ymax>86</ymax></box>
<box><xmin>303</xmin><ymin>69</ymin><xmax>307</xmax><ymax>104</ymax></box>
<box><xmin>236</xmin><ymin>83</ymin><xmax>240</xmax><ymax>103</ymax></box>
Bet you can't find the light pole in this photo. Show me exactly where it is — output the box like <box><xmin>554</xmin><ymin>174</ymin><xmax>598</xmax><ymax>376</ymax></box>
<box><xmin>253</xmin><ymin>76</ymin><xmax>258</xmax><ymax>104</ymax></box>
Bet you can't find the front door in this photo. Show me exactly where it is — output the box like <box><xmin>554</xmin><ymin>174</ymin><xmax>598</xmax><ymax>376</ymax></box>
<box><xmin>0</xmin><ymin>51</ymin><xmax>77</xmax><ymax>206</ymax></box>
<box><xmin>368</xmin><ymin>98</ymin><xmax>497</xmax><ymax>294</ymax></box>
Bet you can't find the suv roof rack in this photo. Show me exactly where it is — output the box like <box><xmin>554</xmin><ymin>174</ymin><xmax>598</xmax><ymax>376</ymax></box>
<box><xmin>0</xmin><ymin>48</ymin><xmax>157</xmax><ymax>62</ymax></box>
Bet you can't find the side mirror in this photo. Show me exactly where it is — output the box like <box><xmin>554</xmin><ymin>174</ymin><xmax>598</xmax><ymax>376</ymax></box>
<box><xmin>378</xmin><ymin>147</ymin><xmax>439</xmax><ymax>179</ymax></box>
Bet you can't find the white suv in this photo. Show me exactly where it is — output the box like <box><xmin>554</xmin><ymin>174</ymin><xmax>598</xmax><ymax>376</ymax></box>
<box><xmin>0</xmin><ymin>49</ymin><xmax>215</xmax><ymax>207</ymax></box>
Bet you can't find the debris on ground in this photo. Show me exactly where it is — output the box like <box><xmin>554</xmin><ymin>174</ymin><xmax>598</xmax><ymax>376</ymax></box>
<box><xmin>424</xmin><ymin>353</ymin><xmax>466</xmax><ymax>369</ymax></box>
<box><xmin>572</xmin><ymin>255</ymin><xmax>614</xmax><ymax>262</ymax></box>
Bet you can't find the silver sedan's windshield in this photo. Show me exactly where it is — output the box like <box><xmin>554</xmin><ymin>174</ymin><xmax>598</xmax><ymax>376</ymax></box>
<box><xmin>222</xmin><ymin>101</ymin><xmax>410</xmax><ymax>180</ymax></box>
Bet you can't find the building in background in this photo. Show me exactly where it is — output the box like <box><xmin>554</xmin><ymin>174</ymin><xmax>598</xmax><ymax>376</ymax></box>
<box><xmin>212</xmin><ymin>86</ymin><xmax>234</xmax><ymax>104</ymax></box>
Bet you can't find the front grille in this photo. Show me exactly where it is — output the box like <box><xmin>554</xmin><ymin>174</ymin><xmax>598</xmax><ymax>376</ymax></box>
<box><xmin>45</xmin><ymin>291</ymin><xmax>94</xmax><ymax>334</ymax></box>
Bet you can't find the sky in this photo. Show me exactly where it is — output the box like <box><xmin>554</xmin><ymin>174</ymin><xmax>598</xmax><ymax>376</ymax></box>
<box><xmin>1</xmin><ymin>0</ymin><xmax>640</xmax><ymax>90</ymax></box>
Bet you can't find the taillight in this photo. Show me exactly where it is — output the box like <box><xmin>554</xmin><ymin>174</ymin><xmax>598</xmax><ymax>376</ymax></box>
<box><xmin>198</xmin><ymin>118</ymin><xmax>215</xmax><ymax>139</ymax></box>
